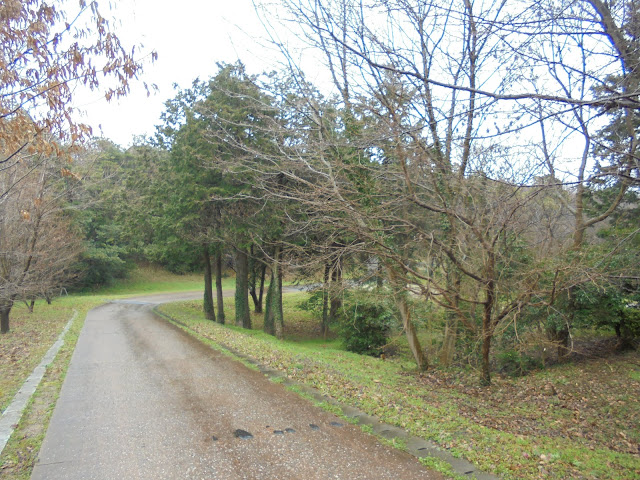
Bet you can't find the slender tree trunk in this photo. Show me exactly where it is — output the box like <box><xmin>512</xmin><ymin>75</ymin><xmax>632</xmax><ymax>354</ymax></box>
<box><xmin>396</xmin><ymin>289</ymin><xmax>427</xmax><ymax>371</ymax></box>
<box><xmin>0</xmin><ymin>302</ymin><xmax>12</xmax><ymax>334</ymax></box>
<box><xmin>249</xmin><ymin>262</ymin><xmax>266</xmax><ymax>314</ymax></box>
<box><xmin>24</xmin><ymin>299</ymin><xmax>35</xmax><ymax>313</ymax></box>
<box><xmin>441</xmin><ymin>315</ymin><xmax>458</xmax><ymax>365</ymax></box>
<box><xmin>272</xmin><ymin>247</ymin><xmax>284</xmax><ymax>340</ymax></box>
<box><xmin>257</xmin><ymin>263</ymin><xmax>266</xmax><ymax>312</ymax></box>
<box><xmin>248</xmin><ymin>246</ymin><xmax>261</xmax><ymax>313</ymax></box>
<box><xmin>547</xmin><ymin>289</ymin><xmax>572</xmax><ymax>360</ymax></box>
<box><xmin>321</xmin><ymin>262</ymin><xmax>330</xmax><ymax>339</ymax></box>
<box><xmin>481</xmin><ymin>328</ymin><xmax>492</xmax><ymax>386</ymax></box>
<box><xmin>249</xmin><ymin>288</ymin><xmax>260</xmax><ymax>312</ymax></box>
<box><xmin>386</xmin><ymin>266</ymin><xmax>427</xmax><ymax>370</ymax></box>
<box><xmin>480</xmin><ymin>260</ymin><xmax>496</xmax><ymax>386</ymax></box>
<box><xmin>203</xmin><ymin>245</ymin><xmax>216</xmax><ymax>321</ymax></box>
<box><xmin>264</xmin><ymin>274</ymin><xmax>275</xmax><ymax>335</ymax></box>
<box><xmin>549</xmin><ymin>312</ymin><xmax>571</xmax><ymax>360</ymax></box>
<box><xmin>328</xmin><ymin>257</ymin><xmax>342</xmax><ymax>322</ymax></box>
<box><xmin>264</xmin><ymin>247</ymin><xmax>284</xmax><ymax>338</ymax></box>
<box><xmin>440</xmin><ymin>268</ymin><xmax>461</xmax><ymax>366</ymax></box>
<box><xmin>214</xmin><ymin>252</ymin><xmax>225</xmax><ymax>324</ymax></box>
<box><xmin>234</xmin><ymin>247</ymin><xmax>251</xmax><ymax>329</ymax></box>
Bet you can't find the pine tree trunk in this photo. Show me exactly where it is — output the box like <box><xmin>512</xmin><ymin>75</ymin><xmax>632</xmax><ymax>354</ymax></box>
<box><xmin>249</xmin><ymin>265</ymin><xmax>265</xmax><ymax>313</ymax></box>
<box><xmin>257</xmin><ymin>263</ymin><xmax>266</xmax><ymax>313</ymax></box>
<box><xmin>0</xmin><ymin>303</ymin><xmax>12</xmax><ymax>334</ymax></box>
<box><xmin>203</xmin><ymin>246</ymin><xmax>216</xmax><ymax>321</ymax></box>
<box><xmin>248</xmin><ymin>247</ymin><xmax>262</xmax><ymax>313</ymax></box>
<box><xmin>321</xmin><ymin>262</ymin><xmax>330</xmax><ymax>339</ymax></box>
<box><xmin>215</xmin><ymin>252</ymin><xmax>225</xmax><ymax>324</ymax></box>
<box><xmin>272</xmin><ymin>247</ymin><xmax>284</xmax><ymax>340</ymax></box>
<box><xmin>263</xmin><ymin>247</ymin><xmax>284</xmax><ymax>338</ymax></box>
<box><xmin>263</xmin><ymin>275</ymin><xmax>275</xmax><ymax>335</ymax></box>
<box><xmin>235</xmin><ymin>248</ymin><xmax>251</xmax><ymax>329</ymax></box>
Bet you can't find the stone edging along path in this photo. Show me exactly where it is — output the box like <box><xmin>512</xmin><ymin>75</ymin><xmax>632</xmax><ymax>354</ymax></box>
<box><xmin>0</xmin><ymin>310</ymin><xmax>78</xmax><ymax>456</ymax></box>
<box><xmin>154</xmin><ymin>306</ymin><xmax>499</xmax><ymax>480</ymax></box>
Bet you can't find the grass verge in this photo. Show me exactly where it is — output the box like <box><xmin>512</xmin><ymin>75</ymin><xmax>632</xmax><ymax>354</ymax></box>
<box><xmin>159</xmin><ymin>296</ymin><xmax>640</xmax><ymax>480</ymax></box>
<box><xmin>0</xmin><ymin>296</ymin><xmax>102</xmax><ymax>478</ymax></box>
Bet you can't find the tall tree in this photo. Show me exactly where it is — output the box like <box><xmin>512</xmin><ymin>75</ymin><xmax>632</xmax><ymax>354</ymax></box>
<box><xmin>254</xmin><ymin>0</ymin><xmax>640</xmax><ymax>383</ymax></box>
<box><xmin>0</xmin><ymin>152</ymin><xmax>82</xmax><ymax>332</ymax></box>
<box><xmin>0</xmin><ymin>0</ymin><xmax>152</xmax><ymax>332</ymax></box>
<box><xmin>197</xmin><ymin>63</ymin><xmax>280</xmax><ymax>329</ymax></box>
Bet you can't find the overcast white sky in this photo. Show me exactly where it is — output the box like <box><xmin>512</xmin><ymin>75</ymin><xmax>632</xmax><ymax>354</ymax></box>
<box><xmin>73</xmin><ymin>0</ymin><xmax>281</xmax><ymax>147</ymax></box>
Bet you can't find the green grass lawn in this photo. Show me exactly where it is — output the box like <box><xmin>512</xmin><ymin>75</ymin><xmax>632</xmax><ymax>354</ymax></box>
<box><xmin>96</xmin><ymin>264</ymin><xmax>216</xmax><ymax>295</ymax></box>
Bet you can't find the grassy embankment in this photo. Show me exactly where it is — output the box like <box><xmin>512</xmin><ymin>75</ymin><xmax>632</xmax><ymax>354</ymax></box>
<box><xmin>0</xmin><ymin>265</ymin><xmax>211</xmax><ymax>479</ymax></box>
<box><xmin>159</xmin><ymin>293</ymin><xmax>640</xmax><ymax>480</ymax></box>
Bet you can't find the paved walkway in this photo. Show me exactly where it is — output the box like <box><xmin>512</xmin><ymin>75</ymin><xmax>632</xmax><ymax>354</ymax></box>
<box><xmin>31</xmin><ymin>294</ymin><xmax>442</xmax><ymax>479</ymax></box>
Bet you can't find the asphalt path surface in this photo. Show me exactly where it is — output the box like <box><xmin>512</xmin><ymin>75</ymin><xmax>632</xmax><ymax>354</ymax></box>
<box><xmin>31</xmin><ymin>292</ymin><xmax>442</xmax><ymax>479</ymax></box>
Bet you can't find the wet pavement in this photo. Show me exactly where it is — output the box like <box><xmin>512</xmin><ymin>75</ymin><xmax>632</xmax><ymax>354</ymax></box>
<box><xmin>31</xmin><ymin>294</ymin><xmax>443</xmax><ymax>479</ymax></box>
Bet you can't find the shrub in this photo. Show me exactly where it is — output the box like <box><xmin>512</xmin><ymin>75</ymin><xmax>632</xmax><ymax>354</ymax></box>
<box><xmin>337</xmin><ymin>295</ymin><xmax>396</xmax><ymax>356</ymax></box>
<box><xmin>496</xmin><ymin>349</ymin><xmax>543</xmax><ymax>377</ymax></box>
<box><xmin>297</xmin><ymin>289</ymin><xmax>326</xmax><ymax>318</ymax></box>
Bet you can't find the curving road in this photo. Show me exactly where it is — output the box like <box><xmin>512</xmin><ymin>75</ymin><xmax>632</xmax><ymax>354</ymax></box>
<box><xmin>31</xmin><ymin>293</ymin><xmax>442</xmax><ymax>479</ymax></box>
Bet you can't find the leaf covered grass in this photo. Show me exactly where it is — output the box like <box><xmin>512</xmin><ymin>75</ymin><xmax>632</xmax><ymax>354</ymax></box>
<box><xmin>0</xmin><ymin>296</ymin><xmax>102</xmax><ymax>478</ymax></box>
<box><xmin>159</xmin><ymin>293</ymin><xmax>640</xmax><ymax>480</ymax></box>
<box><xmin>0</xmin><ymin>296</ymin><xmax>104</xmax><ymax>414</ymax></box>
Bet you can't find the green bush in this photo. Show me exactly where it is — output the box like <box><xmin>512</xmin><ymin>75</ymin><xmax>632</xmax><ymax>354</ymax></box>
<box><xmin>573</xmin><ymin>285</ymin><xmax>640</xmax><ymax>348</ymax></box>
<box><xmin>297</xmin><ymin>289</ymin><xmax>326</xmax><ymax>318</ymax></box>
<box><xmin>496</xmin><ymin>349</ymin><xmax>543</xmax><ymax>377</ymax></box>
<box><xmin>337</xmin><ymin>295</ymin><xmax>396</xmax><ymax>357</ymax></box>
<box><xmin>74</xmin><ymin>245</ymin><xmax>132</xmax><ymax>288</ymax></box>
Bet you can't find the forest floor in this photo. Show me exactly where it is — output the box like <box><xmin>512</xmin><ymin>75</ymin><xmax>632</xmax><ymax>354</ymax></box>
<box><xmin>159</xmin><ymin>293</ymin><xmax>640</xmax><ymax>480</ymax></box>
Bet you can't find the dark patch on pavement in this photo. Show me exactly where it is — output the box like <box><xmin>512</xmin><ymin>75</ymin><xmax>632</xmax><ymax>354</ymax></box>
<box><xmin>330</xmin><ymin>421</ymin><xmax>344</xmax><ymax>427</ymax></box>
<box><xmin>211</xmin><ymin>436</ymin><xmax>218</xmax><ymax>441</ymax></box>
<box><xmin>273</xmin><ymin>430</ymin><xmax>284</xmax><ymax>435</ymax></box>
<box><xmin>309</xmin><ymin>424</ymin><xmax>320</xmax><ymax>430</ymax></box>
<box><xmin>234</xmin><ymin>429</ymin><xmax>253</xmax><ymax>439</ymax></box>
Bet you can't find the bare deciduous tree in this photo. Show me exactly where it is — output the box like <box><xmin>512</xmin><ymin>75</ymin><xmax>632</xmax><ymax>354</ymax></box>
<box><xmin>245</xmin><ymin>0</ymin><xmax>639</xmax><ymax>383</ymax></box>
